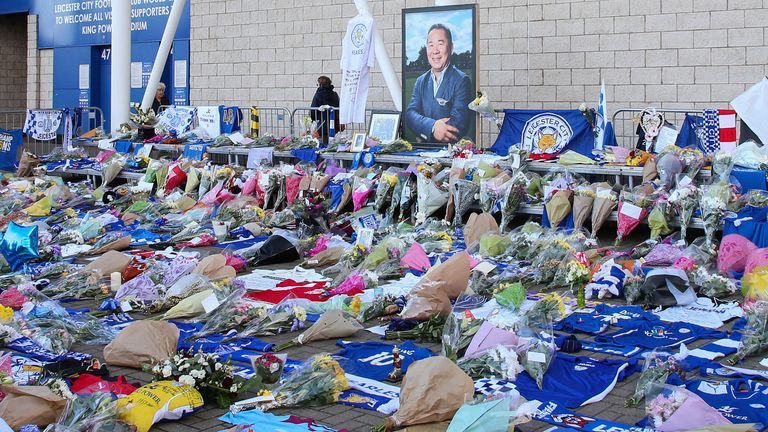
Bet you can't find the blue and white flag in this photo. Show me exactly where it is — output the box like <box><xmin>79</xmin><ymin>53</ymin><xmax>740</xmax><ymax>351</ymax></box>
<box><xmin>0</xmin><ymin>128</ymin><xmax>22</xmax><ymax>171</ymax></box>
<box><xmin>491</xmin><ymin>109</ymin><xmax>595</xmax><ymax>158</ymax></box>
<box><xmin>156</xmin><ymin>105</ymin><xmax>197</xmax><ymax>135</ymax></box>
<box><xmin>24</xmin><ymin>109</ymin><xmax>64</xmax><ymax>141</ymax></box>
<box><xmin>596</xmin><ymin>80</ymin><xmax>608</xmax><ymax>151</ymax></box>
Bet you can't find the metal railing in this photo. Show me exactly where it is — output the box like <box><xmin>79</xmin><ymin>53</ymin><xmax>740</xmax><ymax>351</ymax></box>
<box><xmin>1</xmin><ymin>107</ymin><xmax>105</xmax><ymax>157</ymax></box>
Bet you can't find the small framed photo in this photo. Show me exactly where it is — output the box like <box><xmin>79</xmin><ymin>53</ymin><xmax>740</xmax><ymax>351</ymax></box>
<box><xmin>368</xmin><ymin>111</ymin><xmax>401</xmax><ymax>144</ymax></box>
<box><xmin>351</xmin><ymin>133</ymin><xmax>367</xmax><ymax>152</ymax></box>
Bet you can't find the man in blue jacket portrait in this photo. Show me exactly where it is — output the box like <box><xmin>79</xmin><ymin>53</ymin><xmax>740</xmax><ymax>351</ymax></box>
<box><xmin>405</xmin><ymin>23</ymin><xmax>474</xmax><ymax>143</ymax></box>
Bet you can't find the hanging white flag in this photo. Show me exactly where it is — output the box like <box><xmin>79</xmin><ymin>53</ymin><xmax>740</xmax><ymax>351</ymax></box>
<box><xmin>731</xmin><ymin>77</ymin><xmax>768</xmax><ymax>145</ymax></box>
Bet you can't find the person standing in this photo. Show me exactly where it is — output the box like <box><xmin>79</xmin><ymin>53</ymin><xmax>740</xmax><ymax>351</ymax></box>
<box><xmin>151</xmin><ymin>82</ymin><xmax>170</xmax><ymax>114</ymax></box>
<box><xmin>311</xmin><ymin>76</ymin><xmax>341</xmax><ymax>144</ymax></box>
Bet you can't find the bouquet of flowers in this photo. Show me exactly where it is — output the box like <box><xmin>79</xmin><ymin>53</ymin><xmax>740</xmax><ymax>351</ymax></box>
<box><xmin>729</xmin><ymin>301</ymin><xmax>768</xmax><ymax>364</ymax></box>
<box><xmin>378</xmin><ymin>138</ymin><xmax>413</xmax><ymax>154</ymax></box>
<box><xmin>251</xmin><ymin>353</ymin><xmax>285</xmax><ymax>384</ymax></box>
<box><xmin>494</xmin><ymin>281</ymin><xmax>526</xmax><ymax>310</ymax></box>
<box><xmin>668</xmin><ymin>182</ymin><xmax>700</xmax><ymax>243</ymax></box>
<box><xmin>43</xmin><ymin>270</ymin><xmax>101</xmax><ymax>300</ymax></box>
<box><xmin>564</xmin><ymin>259</ymin><xmax>591</xmax><ymax>309</ymax></box>
<box><xmin>262</xmin><ymin>354</ymin><xmax>348</xmax><ymax>410</ymax></box>
<box><xmin>127</xmin><ymin>103</ymin><xmax>157</xmax><ymax>128</ymax></box>
<box><xmin>416</xmin><ymin>170</ymin><xmax>450</xmax><ymax>224</ymax></box>
<box><xmin>500</xmin><ymin>172</ymin><xmax>529</xmax><ymax>233</ymax></box>
<box><xmin>468</xmin><ymin>91</ymin><xmax>503</xmax><ymax>129</ymax></box>
<box><xmin>648</xmin><ymin>199</ymin><xmax>672</xmax><ymax>240</ymax></box>
<box><xmin>452</xmin><ymin>179</ymin><xmax>480</xmax><ymax>227</ymax></box>
<box><xmin>50</xmin><ymin>392</ymin><xmax>117</xmax><ymax>432</ymax></box>
<box><xmin>644</xmin><ymin>384</ymin><xmax>689</xmax><ymax>430</ymax></box>
<box><xmin>712</xmin><ymin>151</ymin><xmax>735</xmax><ymax>182</ymax></box>
<box><xmin>188</xmin><ymin>289</ymin><xmax>265</xmax><ymax>341</ymax></box>
<box><xmin>520</xmin><ymin>339</ymin><xmax>555</xmax><ymax>389</ymax></box>
<box><xmin>522</xmin><ymin>293</ymin><xmax>566</xmax><ymax>327</ymax></box>
<box><xmin>616</xmin><ymin>188</ymin><xmax>655</xmax><ymax>245</ymax></box>
<box><xmin>458</xmin><ymin>345</ymin><xmax>523</xmax><ymax>380</ymax></box>
<box><xmin>449</xmin><ymin>139</ymin><xmax>478</xmax><ymax>159</ymax></box>
<box><xmin>623</xmin><ymin>274</ymin><xmax>646</xmax><ymax>305</ymax></box>
<box><xmin>359</xmin><ymin>295</ymin><xmax>405</xmax><ymax>322</ymax></box>
<box><xmin>591</xmin><ymin>187</ymin><xmax>618</xmax><ymax>237</ymax></box>
<box><xmin>398</xmin><ymin>173</ymin><xmax>418</xmax><ymax>223</ymax></box>
<box><xmin>678</xmin><ymin>147</ymin><xmax>705</xmax><ymax>183</ymax></box>
<box><xmin>226</xmin><ymin>302</ymin><xmax>307</xmax><ymax>340</ymax></box>
<box><xmin>274</xmin><ymin>309</ymin><xmax>362</xmax><ymax>352</ymax></box>
<box><xmin>691</xmin><ymin>267</ymin><xmax>737</xmax><ymax>298</ymax></box>
<box><xmin>627</xmin><ymin>350</ymin><xmax>686</xmax><ymax>406</ymax></box>
<box><xmin>384</xmin><ymin>315</ymin><xmax>446</xmax><ymax>343</ymax></box>
<box><xmin>572</xmin><ymin>186</ymin><xmax>595</xmax><ymax>231</ymax></box>
<box><xmin>374</xmin><ymin>171</ymin><xmax>399</xmax><ymax>214</ymax></box>
<box><xmin>480</xmin><ymin>173</ymin><xmax>511</xmax><ymax>214</ymax></box>
<box><xmin>148</xmin><ymin>349</ymin><xmax>257</xmax><ymax>408</ymax></box>
<box><xmin>699</xmin><ymin>182</ymin><xmax>730</xmax><ymax>250</ymax></box>
<box><xmin>442</xmin><ymin>313</ymin><xmax>484</xmax><ymax>361</ymax></box>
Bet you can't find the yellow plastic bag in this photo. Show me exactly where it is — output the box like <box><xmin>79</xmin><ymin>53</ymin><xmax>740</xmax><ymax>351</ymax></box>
<box><xmin>117</xmin><ymin>381</ymin><xmax>204</xmax><ymax>432</ymax></box>
<box><xmin>23</xmin><ymin>196</ymin><xmax>53</xmax><ymax>217</ymax></box>
<box><xmin>743</xmin><ymin>265</ymin><xmax>768</xmax><ymax>303</ymax></box>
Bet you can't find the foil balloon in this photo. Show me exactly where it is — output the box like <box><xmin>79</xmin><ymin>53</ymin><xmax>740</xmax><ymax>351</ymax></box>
<box><xmin>0</xmin><ymin>222</ymin><xmax>39</xmax><ymax>272</ymax></box>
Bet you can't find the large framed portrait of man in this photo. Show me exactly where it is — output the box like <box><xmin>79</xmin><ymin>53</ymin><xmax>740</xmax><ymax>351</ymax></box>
<box><xmin>402</xmin><ymin>4</ymin><xmax>478</xmax><ymax>145</ymax></box>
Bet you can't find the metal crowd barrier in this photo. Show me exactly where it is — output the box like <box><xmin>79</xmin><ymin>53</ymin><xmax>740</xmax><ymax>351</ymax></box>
<box><xmin>1</xmin><ymin>107</ymin><xmax>105</xmax><ymax>157</ymax></box>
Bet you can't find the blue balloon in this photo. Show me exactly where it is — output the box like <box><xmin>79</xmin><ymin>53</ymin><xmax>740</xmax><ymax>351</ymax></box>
<box><xmin>0</xmin><ymin>222</ymin><xmax>39</xmax><ymax>272</ymax></box>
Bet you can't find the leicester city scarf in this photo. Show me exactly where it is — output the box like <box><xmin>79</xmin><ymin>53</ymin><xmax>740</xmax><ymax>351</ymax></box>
<box><xmin>0</xmin><ymin>128</ymin><xmax>22</xmax><ymax>171</ymax></box>
<box><xmin>491</xmin><ymin>109</ymin><xmax>595</xmax><ymax>158</ymax></box>
<box><xmin>156</xmin><ymin>105</ymin><xmax>197</xmax><ymax>135</ymax></box>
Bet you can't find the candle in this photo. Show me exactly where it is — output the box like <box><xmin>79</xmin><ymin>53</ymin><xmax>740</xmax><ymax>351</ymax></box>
<box><xmin>110</xmin><ymin>272</ymin><xmax>122</xmax><ymax>291</ymax></box>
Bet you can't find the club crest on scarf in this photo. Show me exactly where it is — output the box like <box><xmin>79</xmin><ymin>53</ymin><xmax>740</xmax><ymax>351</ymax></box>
<box><xmin>351</xmin><ymin>23</ymin><xmax>368</xmax><ymax>50</ymax></box>
<box><xmin>522</xmin><ymin>113</ymin><xmax>573</xmax><ymax>155</ymax></box>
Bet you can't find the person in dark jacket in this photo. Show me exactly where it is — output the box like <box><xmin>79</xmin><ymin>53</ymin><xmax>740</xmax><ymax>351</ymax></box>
<box><xmin>151</xmin><ymin>82</ymin><xmax>171</xmax><ymax>114</ymax></box>
<box><xmin>311</xmin><ymin>76</ymin><xmax>341</xmax><ymax>144</ymax></box>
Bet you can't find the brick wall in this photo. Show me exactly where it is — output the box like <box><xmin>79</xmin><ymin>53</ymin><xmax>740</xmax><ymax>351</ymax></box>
<box><xmin>26</xmin><ymin>14</ymin><xmax>54</xmax><ymax>110</ymax></box>
<box><xmin>0</xmin><ymin>13</ymin><xmax>28</xmax><ymax>110</ymax></box>
<box><xmin>189</xmin><ymin>0</ymin><xmax>768</xmax><ymax>116</ymax></box>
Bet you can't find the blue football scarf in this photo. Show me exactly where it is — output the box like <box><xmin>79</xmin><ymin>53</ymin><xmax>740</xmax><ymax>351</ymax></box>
<box><xmin>491</xmin><ymin>109</ymin><xmax>595</xmax><ymax>157</ymax></box>
<box><xmin>172</xmin><ymin>322</ymin><xmax>274</xmax><ymax>353</ymax></box>
<box><xmin>339</xmin><ymin>374</ymin><xmax>399</xmax><ymax>412</ymax></box>
<box><xmin>532</xmin><ymin>400</ymin><xmax>653</xmax><ymax>432</ymax></box>
<box><xmin>0</xmin><ymin>128</ymin><xmax>22</xmax><ymax>171</ymax></box>
<box><xmin>7</xmin><ymin>352</ymin><xmax>45</xmax><ymax>385</ymax></box>
<box><xmin>593</xmin><ymin>322</ymin><xmax>727</xmax><ymax>350</ymax></box>
<box><xmin>5</xmin><ymin>337</ymin><xmax>91</xmax><ymax>363</ymax></box>
<box><xmin>333</xmin><ymin>340</ymin><xmax>434</xmax><ymax>382</ymax></box>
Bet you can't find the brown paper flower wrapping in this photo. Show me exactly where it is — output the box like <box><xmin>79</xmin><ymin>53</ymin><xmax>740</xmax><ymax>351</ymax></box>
<box><xmin>0</xmin><ymin>385</ymin><xmax>67</xmax><ymax>429</ymax></box>
<box><xmin>464</xmin><ymin>213</ymin><xmax>500</xmax><ymax>249</ymax></box>
<box><xmin>573</xmin><ymin>195</ymin><xmax>594</xmax><ymax>230</ymax></box>
<box><xmin>387</xmin><ymin>357</ymin><xmax>475</xmax><ymax>429</ymax></box>
<box><xmin>545</xmin><ymin>190</ymin><xmax>573</xmax><ymax>227</ymax></box>
<box><xmin>104</xmin><ymin>321</ymin><xmax>180</xmax><ymax>368</ymax></box>
<box><xmin>591</xmin><ymin>197</ymin><xmax>617</xmax><ymax>237</ymax></box>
